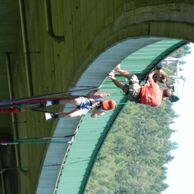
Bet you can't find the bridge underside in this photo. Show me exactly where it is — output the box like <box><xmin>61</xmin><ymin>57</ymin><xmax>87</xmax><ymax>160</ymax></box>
<box><xmin>0</xmin><ymin>0</ymin><xmax>193</xmax><ymax>194</ymax></box>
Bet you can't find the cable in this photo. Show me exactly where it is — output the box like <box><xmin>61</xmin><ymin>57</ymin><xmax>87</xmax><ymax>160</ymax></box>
<box><xmin>0</xmin><ymin>134</ymin><xmax>76</xmax><ymax>146</ymax></box>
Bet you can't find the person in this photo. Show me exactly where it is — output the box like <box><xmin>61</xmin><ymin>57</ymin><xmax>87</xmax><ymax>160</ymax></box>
<box><xmin>108</xmin><ymin>64</ymin><xmax>173</xmax><ymax>107</ymax></box>
<box><xmin>44</xmin><ymin>92</ymin><xmax>117</xmax><ymax>120</ymax></box>
<box><xmin>153</xmin><ymin>63</ymin><xmax>168</xmax><ymax>84</ymax></box>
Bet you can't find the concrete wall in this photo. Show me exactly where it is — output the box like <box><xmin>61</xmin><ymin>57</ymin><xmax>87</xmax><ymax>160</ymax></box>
<box><xmin>1</xmin><ymin>0</ymin><xmax>194</xmax><ymax>84</ymax></box>
<box><xmin>0</xmin><ymin>0</ymin><xmax>19</xmax><ymax>52</ymax></box>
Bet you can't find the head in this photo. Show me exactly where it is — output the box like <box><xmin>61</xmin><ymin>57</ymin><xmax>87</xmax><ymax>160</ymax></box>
<box><xmin>101</xmin><ymin>100</ymin><xmax>117</xmax><ymax>110</ymax></box>
<box><xmin>159</xmin><ymin>74</ymin><xmax>168</xmax><ymax>83</ymax></box>
<box><xmin>163</xmin><ymin>88</ymin><xmax>173</xmax><ymax>98</ymax></box>
<box><xmin>155</xmin><ymin>63</ymin><xmax>163</xmax><ymax>70</ymax></box>
<box><xmin>155</xmin><ymin>69</ymin><xmax>168</xmax><ymax>83</ymax></box>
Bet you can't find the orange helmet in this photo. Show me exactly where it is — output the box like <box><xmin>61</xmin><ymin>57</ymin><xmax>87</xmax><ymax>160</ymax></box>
<box><xmin>101</xmin><ymin>100</ymin><xmax>117</xmax><ymax>110</ymax></box>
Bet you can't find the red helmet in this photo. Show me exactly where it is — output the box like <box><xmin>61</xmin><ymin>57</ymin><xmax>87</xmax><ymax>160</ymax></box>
<box><xmin>101</xmin><ymin>100</ymin><xmax>117</xmax><ymax>110</ymax></box>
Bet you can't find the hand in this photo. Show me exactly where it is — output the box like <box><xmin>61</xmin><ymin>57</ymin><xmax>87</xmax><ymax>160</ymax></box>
<box><xmin>147</xmin><ymin>71</ymin><xmax>155</xmax><ymax>81</ymax></box>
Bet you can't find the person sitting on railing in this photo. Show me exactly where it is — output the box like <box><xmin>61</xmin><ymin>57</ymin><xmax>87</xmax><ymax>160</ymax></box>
<box><xmin>108</xmin><ymin>64</ymin><xmax>173</xmax><ymax>107</ymax></box>
<box><xmin>153</xmin><ymin>63</ymin><xmax>168</xmax><ymax>84</ymax></box>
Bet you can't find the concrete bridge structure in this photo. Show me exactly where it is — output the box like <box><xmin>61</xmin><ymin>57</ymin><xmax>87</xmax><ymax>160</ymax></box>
<box><xmin>0</xmin><ymin>1</ymin><xmax>193</xmax><ymax>194</ymax></box>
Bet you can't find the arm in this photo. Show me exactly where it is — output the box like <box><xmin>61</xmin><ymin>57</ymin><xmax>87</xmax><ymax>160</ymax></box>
<box><xmin>143</xmin><ymin>72</ymin><xmax>154</xmax><ymax>86</ymax></box>
<box><xmin>93</xmin><ymin>91</ymin><xmax>110</xmax><ymax>98</ymax></box>
<box><xmin>91</xmin><ymin>109</ymin><xmax>106</xmax><ymax>118</ymax></box>
<box><xmin>147</xmin><ymin>71</ymin><xmax>155</xmax><ymax>82</ymax></box>
<box><xmin>87</xmin><ymin>91</ymin><xmax>110</xmax><ymax>98</ymax></box>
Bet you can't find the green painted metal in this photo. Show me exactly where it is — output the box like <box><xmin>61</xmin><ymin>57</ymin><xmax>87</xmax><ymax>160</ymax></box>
<box><xmin>55</xmin><ymin>39</ymin><xmax>187</xmax><ymax>194</ymax></box>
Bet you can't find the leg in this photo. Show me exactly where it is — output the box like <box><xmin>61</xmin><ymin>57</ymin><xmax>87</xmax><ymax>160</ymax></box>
<box><xmin>112</xmin><ymin>64</ymin><xmax>139</xmax><ymax>84</ymax></box>
<box><xmin>59</xmin><ymin>97</ymin><xmax>90</xmax><ymax>117</ymax></box>
<box><xmin>45</xmin><ymin>107</ymin><xmax>85</xmax><ymax>120</ymax></box>
<box><xmin>108</xmin><ymin>73</ymin><xmax>126</xmax><ymax>92</ymax></box>
<box><xmin>45</xmin><ymin>97</ymin><xmax>90</xmax><ymax>120</ymax></box>
<box><xmin>58</xmin><ymin>108</ymin><xmax>86</xmax><ymax>118</ymax></box>
<box><xmin>46</xmin><ymin>97</ymin><xmax>80</xmax><ymax>106</ymax></box>
<box><xmin>114</xmin><ymin>64</ymin><xmax>132</xmax><ymax>78</ymax></box>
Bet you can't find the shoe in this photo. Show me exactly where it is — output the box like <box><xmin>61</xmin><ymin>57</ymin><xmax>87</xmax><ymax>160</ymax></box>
<box><xmin>46</xmin><ymin>100</ymin><xmax>59</xmax><ymax>106</ymax></box>
<box><xmin>45</xmin><ymin>113</ymin><xmax>53</xmax><ymax>120</ymax></box>
<box><xmin>45</xmin><ymin>112</ymin><xmax>59</xmax><ymax>120</ymax></box>
<box><xmin>108</xmin><ymin>71</ymin><xmax>115</xmax><ymax>79</ymax></box>
<box><xmin>46</xmin><ymin>101</ymin><xmax>53</xmax><ymax>106</ymax></box>
<box><xmin>114</xmin><ymin>64</ymin><xmax>121</xmax><ymax>72</ymax></box>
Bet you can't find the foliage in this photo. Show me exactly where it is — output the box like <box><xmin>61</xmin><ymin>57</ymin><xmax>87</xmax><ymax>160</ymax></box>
<box><xmin>85</xmin><ymin>101</ymin><xmax>175</xmax><ymax>194</ymax></box>
<box><xmin>170</xmin><ymin>44</ymin><xmax>191</xmax><ymax>58</ymax></box>
<box><xmin>85</xmin><ymin>44</ymin><xmax>189</xmax><ymax>194</ymax></box>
